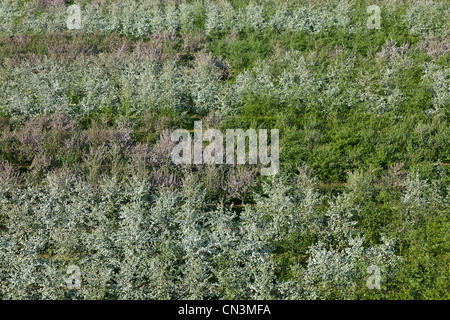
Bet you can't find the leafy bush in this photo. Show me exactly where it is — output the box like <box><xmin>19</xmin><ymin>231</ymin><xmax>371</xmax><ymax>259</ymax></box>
<box><xmin>0</xmin><ymin>0</ymin><xmax>449</xmax><ymax>300</ymax></box>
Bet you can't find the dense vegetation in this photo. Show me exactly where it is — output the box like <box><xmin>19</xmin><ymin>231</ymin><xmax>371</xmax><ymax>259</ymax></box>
<box><xmin>0</xmin><ymin>0</ymin><xmax>449</xmax><ymax>299</ymax></box>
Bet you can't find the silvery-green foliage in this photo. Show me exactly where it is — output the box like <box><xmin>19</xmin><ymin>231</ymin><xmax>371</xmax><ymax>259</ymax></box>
<box><xmin>269</xmin><ymin>4</ymin><xmax>289</xmax><ymax>32</ymax></box>
<box><xmin>0</xmin><ymin>57</ymin><xmax>196</xmax><ymax>120</ymax></box>
<box><xmin>0</xmin><ymin>233</ymin><xmax>65</xmax><ymax>299</ymax></box>
<box><xmin>405</xmin><ymin>0</ymin><xmax>449</xmax><ymax>36</ymax></box>
<box><xmin>234</xmin><ymin>61</ymin><xmax>276</xmax><ymax>104</ymax></box>
<box><xmin>150</xmin><ymin>2</ymin><xmax>167</xmax><ymax>33</ymax></box>
<box><xmin>0</xmin><ymin>0</ymin><xmax>20</xmax><ymax>36</ymax></box>
<box><xmin>142</xmin><ymin>190</ymin><xmax>180</xmax><ymax>299</ymax></box>
<box><xmin>0</xmin><ymin>59</ymin><xmax>71</xmax><ymax>118</ymax></box>
<box><xmin>281</xmin><ymin>5</ymin><xmax>332</xmax><ymax>34</ymax></box>
<box><xmin>0</xmin><ymin>1</ymin><xmax>65</xmax><ymax>35</ymax></box>
<box><xmin>207</xmin><ymin>204</ymin><xmax>250</xmax><ymax>299</ymax></box>
<box><xmin>187</xmin><ymin>55</ymin><xmax>225</xmax><ymax>114</ymax></box>
<box><xmin>0</xmin><ymin>65</ymin><xmax>35</xmax><ymax>118</ymax></box>
<box><xmin>103</xmin><ymin>58</ymin><xmax>188</xmax><ymax>114</ymax></box>
<box><xmin>277</xmin><ymin>53</ymin><xmax>320</xmax><ymax>109</ymax></box>
<box><xmin>401</xmin><ymin>172</ymin><xmax>431</xmax><ymax>208</ymax></box>
<box><xmin>82</xmin><ymin>3</ymin><xmax>111</xmax><ymax>34</ymax></box>
<box><xmin>66</xmin><ymin>182</ymin><xmax>117</xmax><ymax>299</ymax></box>
<box><xmin>243</xmin><ymin>3</ymin><xmax>267</xmax><ymax>32</ymax></box>
<box><xmin>0</xmin><ymin>42</ymin><xmax>430</xmax><ymax>121</ymax></box>
<box><xmin>204</xmin><ymin>0</ymin><xmax>241</xmax><ymax>34</ymax></box>
<box><xmin>296</xmin><ymin>6</ymin><xmax>332</xmax><ymax>34</ymax></box>
<box><xmin>242</xmin><ymin>175</ymin><xmax>296</xmax><ymax>243</ymax></box>
<box><xmin>31</xmin><ymin>4</ymin><xmax>66</xmax><ymax>33</ymax></box>
<box><xmin>205</xmin><ymin>1</ymin><xmax>225</xmax><ymax>35</ymax></box>
<box><xmin>276</xmin><ymin>189</ymin><xmax>401</xmax><ymax>299</ymax></box>
<box><xmin>401</xmin><ymin>170</ymin><xmax>449</xmax><ymax>218</ymax></box>
<box><xmin>241</xmin><ymin>174</ymin><xmax>320</xmax><ymax>244</ymax></box>
<box><xmin>179</xmin><ymin>3</ymin><xmax>195</xmax><ymax>31</ymax></box>
<box><xmin>13</xmin><ymin>0</ymin><xmax>339</xmax><ymax>36</ymax></box>
<box><xmin>356</xmin><ymin>63</ymin><xmax>406</xmax><ymax>115</ymax></box>
<box><xmin>165</xmin><ymin>3</ymin><xmax>180</xmax><ymax>32</ymax></box>
<box><xmin>0</xmin><ymin>58</ymin><xmax>120</xmax><ymax>119</ymax></box>
<box><xmin>346</xmin><ymin>169</ymin><xmax>376</xmax><ymax>202</ymax></box>
<box><xmin>0</xmin><ymin>173</ymin><xmax>254</xmax><ymax>299</ymax></box>
<box><xmin>208</xmin><ymin>202</ymin><xmax>278</xmax><ymax>299</ymax></box>
<box><xmin>216</xmin><ymin>84</ymin><xmax>241</xmax><ymax>116</ymax></box>
<box><xmin>422</xmin><ymin>63</ymin><xmax>450</xmax><ymax>116</ymax></box>
<box><xmin>300</xmin><ymin>235</ymin><xmax>399</xmax><ymax>299</ymax></box>
<box><xmin>0</xmin><ymin>174</ymin><xmax>122</xmax><ymax>299</ymax></box>
<box><xmin>0</xmin><ymin>166</ymin><xmax>404</xmax><ymax>299</ymax></box>
<box><xmin>246</xmin><ymin>251</ymin><xmax>278</xmax><ymax>299</ymax></box>
<box><xmin>240</xmin><ymin>175</ymin><xmax>401</xmax><ymax>300</ymax></box>
<box><xmin>117</xmin><ymin>60</ymin><xmax>158</xmax><ymax>115</ymax></box>
<box><xmin>176</xmin><ymin>187</ymin><xmax>217</xmax><ymax>299</ymax></box>
<box><xmin>77</xmin><ymin>62</ymin><xmax>120</xmax><ymax>115</ymax></box>
<box><xmin>220</xmin><ymin>1</ymin><xmax>237</xmax><ymax>31</ymax></box>
<box><xmin>292</xmin><ymin>166</ymin><xmax>322</xmax><ymax>236</ymax></box>
<box><xmin>96</xmin><ymin>2</ymin><xmax>122</xmax><ymax>34</ymax></box>
<box><xmin>158</xmin><ymin>62</ymin><xmax>189</xmax><ymax>113</ymax></box>
<box><xmin>120</xmin><ymin>61</ymin><xmax>163</xmax><ymax>113</ymax></box>
<box><xmin>320</xmin><ymin>194</ymin><xmax>359</xmax><ymax>245</ymax></box>
<box><xmin>113</xmin><ymin>180</ymin><xmax>155</xmax><ymax>299</ymax></box>
<box><xmin>292</xmin><ymin>193</ymin><xmax>400</xmax><ymax>299</ymax></box>
<box><xmin>117</xmin><ymin>59</ymin><xmax>192</xmax><ymax>114</ymax></box>
<box><xmin>119</xmin><ymin>1</ymin><xmax>153</xmax><ymax>38</ymax></box>
<box><xmin>330</xmin><ymin>0</ymin><xmax>352</xmax><ymax>28</ymax></box>
<box><xmin>358</xmin><ymin>86</ymin><xmax>404</xmax><ymax>115</ymax></box>
<box><xmin>0</xmin><ymin>172</ymin><xmax>88</xmax><ymax>299</ymax></box>
<box><xmin>1</xmin><ymin>0</ymin><xmax>446</xmax><ymax>38</ymax></box>
<box><xmin>0</xmin><ymin>1</ymin><xmax>177</xmax><ymax>37</ymax></box>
